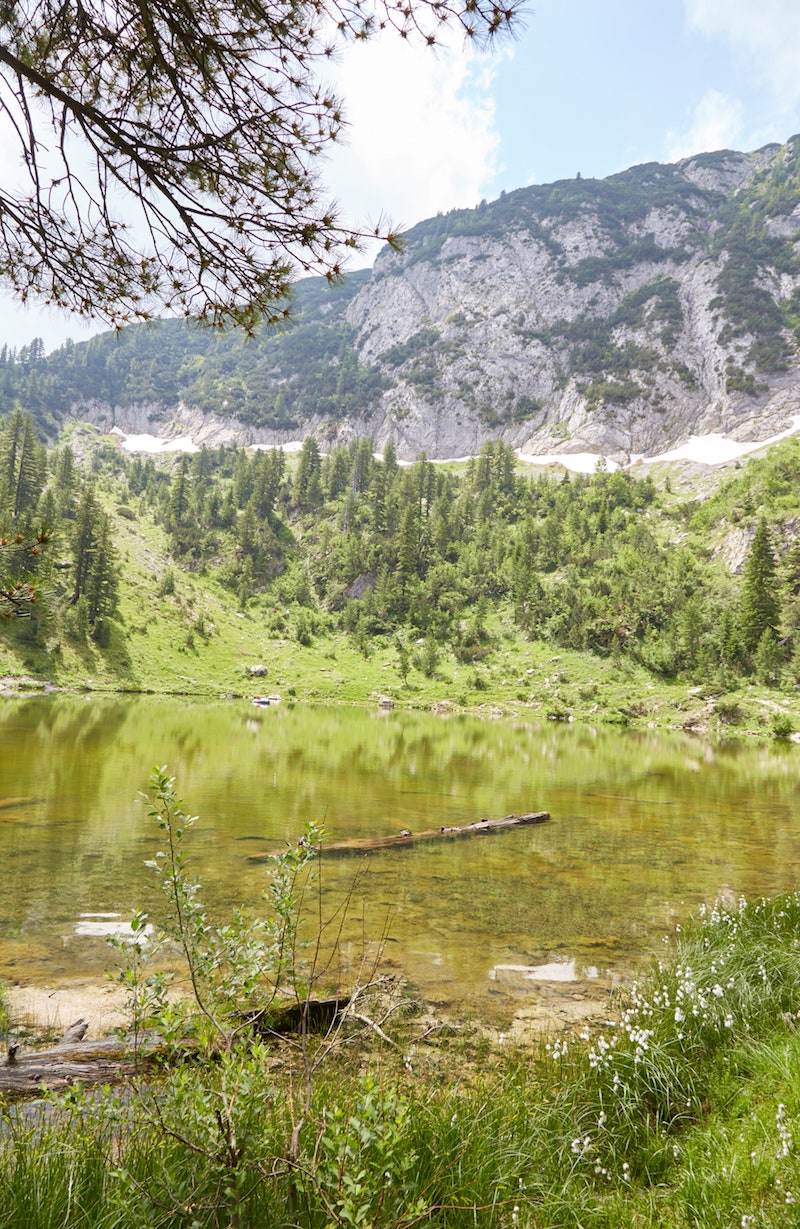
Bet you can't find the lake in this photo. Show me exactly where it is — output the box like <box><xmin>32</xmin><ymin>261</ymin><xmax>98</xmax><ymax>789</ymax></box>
<box><xmin>1</xmin><ymin>695</ymin><xmax>799</xmax><ymax>1019</ymax></box>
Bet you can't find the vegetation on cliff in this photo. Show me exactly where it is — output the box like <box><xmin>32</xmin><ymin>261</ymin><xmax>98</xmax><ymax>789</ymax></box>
<box><xmin>6</xmin><ymin>139</ymin><xmax>800</xmax><ymax>450</ymax></box>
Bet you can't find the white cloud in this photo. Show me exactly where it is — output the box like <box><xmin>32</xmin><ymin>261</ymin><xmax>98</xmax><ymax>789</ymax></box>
<box><xmin>0</xmin><ymin>30</ymin><xmax>507</xmax><ymax>348</ymax></box>
<box><xmin>322</xmin><ymin>33</ymin><xmax>506</xmax><ymax>250</ymax></box>
<box><xmin>685</xmin><ymin>0</ymin><xmax>800</xmax><ymax>116</ymax></box>
<box><xmin>667</xmin><ymin>88</ymin><xmax>744</xmax><ymax>162</ymax></box>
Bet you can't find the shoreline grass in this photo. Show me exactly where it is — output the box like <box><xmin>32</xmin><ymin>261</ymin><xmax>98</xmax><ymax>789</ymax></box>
<box><xmin>1</xmin><ymin>631</ymin><xmax>798</xmax><ymax>745</ymax></box>
<box><xmin>4</xmin><ymin>893</ymin><xmax>800</xmax><ymax>1227</ymax></box>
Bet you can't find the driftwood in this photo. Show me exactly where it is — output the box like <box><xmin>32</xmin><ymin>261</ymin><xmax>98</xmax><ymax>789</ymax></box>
<box><xmin>248</xmin><ymin>811</ymin><xmax>550</xmax><ymax>862</ymax></box>
<box><xmin>60</xmin><ymin>1017</ymin><xmax>89</xmax><ymax>1045</ymax></box>
<box><xmin>0</xmin><ymin>1026</ymin><xmax>162</xmax><ymax>1096</ymax></box>
<box><xmin>0</xmin><ymin>997</ymin><xmax>357</xmax><ymax>1097</ymax></box>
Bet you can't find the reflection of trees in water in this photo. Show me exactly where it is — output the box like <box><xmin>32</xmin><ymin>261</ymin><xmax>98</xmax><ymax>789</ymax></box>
<box><xmin>1</xmin><ymin>695</ymin><xmax>131</xmax><ymax>805</ymax></box>
<box><xmin>2</xmin><ymin>698</ymin><xmax>800</xmax><ymax>998</ymax></box>
<box><xmin>0</xmin><ymin>698</ymin><xmax>138</xmax><ymax>936</ymax></box>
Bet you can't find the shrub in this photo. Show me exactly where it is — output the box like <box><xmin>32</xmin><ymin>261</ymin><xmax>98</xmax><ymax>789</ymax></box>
<box><xmin>771</xmin><ymin>712</ymin><xmax>794</xmax><ymax>738</ymax></box>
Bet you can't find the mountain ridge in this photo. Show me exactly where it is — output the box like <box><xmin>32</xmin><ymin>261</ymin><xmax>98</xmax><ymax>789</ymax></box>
<box><xmin>6</xmin><ymin>136</ymin><xmax>800</xmax><ymax>459</ymax></box>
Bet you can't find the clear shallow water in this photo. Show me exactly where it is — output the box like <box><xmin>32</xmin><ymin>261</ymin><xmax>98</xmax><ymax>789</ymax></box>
<box><xmin>1</xmin><ymin>696</ymin><xmax>799</xmax><ymax>1015</ymax></box>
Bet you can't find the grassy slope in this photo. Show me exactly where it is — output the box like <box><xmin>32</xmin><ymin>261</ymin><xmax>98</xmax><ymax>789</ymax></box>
<box><xmin>1</xmin><ymin>442</ymin><xmax>799</xmax><ymax>739</ymax></box>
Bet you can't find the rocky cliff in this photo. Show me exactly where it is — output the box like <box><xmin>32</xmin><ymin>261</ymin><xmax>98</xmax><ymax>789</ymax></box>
<box><xmin>13</xmin><ymin>135</ymin><xmax>800</xmax><ymax>461</ymax></box>
<box><xmin>342</xmin><ymin>138</ymin><xmax>800</xmax><ymax>460</ymax></box>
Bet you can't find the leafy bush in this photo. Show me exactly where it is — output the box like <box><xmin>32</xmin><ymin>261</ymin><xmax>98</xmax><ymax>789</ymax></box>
<box><xmin>771</xmin><ymin>712</ymin><xmax>794</xmax><ymax>738</ymax></box>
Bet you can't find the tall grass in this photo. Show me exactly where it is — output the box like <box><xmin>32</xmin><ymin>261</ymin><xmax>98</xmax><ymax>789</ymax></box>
<box><xmin>4</xmin><ymin>893</ymin><xmax>800</xmax><ymax>1227</ymax></box>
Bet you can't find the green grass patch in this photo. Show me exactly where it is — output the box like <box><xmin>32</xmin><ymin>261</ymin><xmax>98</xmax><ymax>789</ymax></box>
<box><xmin>6</xmin><ymin>894</ymin><xmax>800</xmax><ymax>1226</ymax></box>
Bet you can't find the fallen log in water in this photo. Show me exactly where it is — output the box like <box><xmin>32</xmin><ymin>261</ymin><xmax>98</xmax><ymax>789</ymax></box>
<box><xmin>0</xmin><ymin>796</ymin><xmax>40</xmax><ymax>812</ymax></box>
<box><xmin>248</xmin><ymin>810</ymin><xmax>550</xmax><ymax>862</ymax></box>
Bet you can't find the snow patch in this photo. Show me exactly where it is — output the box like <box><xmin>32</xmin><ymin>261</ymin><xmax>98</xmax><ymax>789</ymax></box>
<box><xmin>111</xmin><ymin>430</ymin><xmax>311</xmax><ymax>456</ymax></box>
<box><xmin>515</xmin><ymin>451</ymin><xmax>622</xmax><ymax>474</ymax></box>
<box><xmin>108</xmin><ymin>415</ymin><xmax>800</xmax><ymax>470</ymax></box>
<box><xmin>110</xmin><ymin>427</ymin><xmax>198</xmax><ymax>454</ymax></box>
<box><xmin>643</xmin><ymin>415</ymin><xmax>800</xmax><ymax>466</ymax></box>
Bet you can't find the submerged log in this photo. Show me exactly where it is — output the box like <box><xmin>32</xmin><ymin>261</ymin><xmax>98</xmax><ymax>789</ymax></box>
<box><xmin>0</xmin><ymin>994</ymin><xmax>364</xmax><ymax>1096</ymax></box>
<box><xmin>0</xmin><ymin>796</ymin><xmax>39</xmax><ymax>812</ymax></box>
<box><xmin>248</xmin><ymin>811</ymin><xmax>550</xmax><ymax>862</ymax></box>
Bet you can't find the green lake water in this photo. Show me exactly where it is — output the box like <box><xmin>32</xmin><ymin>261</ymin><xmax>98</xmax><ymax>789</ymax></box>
<box><xmin>1</xmin><ymin>696</ymin><xmax>799</xmax><ymax>1016</ymax></box>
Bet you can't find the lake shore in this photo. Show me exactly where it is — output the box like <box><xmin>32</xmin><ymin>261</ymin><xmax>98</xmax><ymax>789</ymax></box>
<box><xmin>6</xmin><ymin>980</ymin><xmax>130</xmax><ymax>1040</ymax></box>
<box><xmin>2</xmin><ymin>661</ymin><xmax>799</xmax><ymax>742</ymax></box>
<box><xmin>4</xmin><ymin>965</ymin><xmax>616</xmax><ymax>1051</ymax></box>
<box><xmin>4</xmin><ymin>894</ymin><xmax>800</xmax><ymax>1229</ymax></box>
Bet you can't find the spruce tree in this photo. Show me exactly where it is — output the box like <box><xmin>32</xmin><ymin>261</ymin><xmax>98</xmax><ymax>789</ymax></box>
<box><xmin>11</xmin><ymin>414</ymin><xmax>46</xmax><ymax>519</ymax></box>
<box><xmin>0</xmin><ymin>409</ymin><xmax>45</xmax><ymax>521</ymax></box>
<box><xmin>754</xmin><ymin>627</ymin><xmax>782</xmax><ymax>686</ymax></box>
<box><xmin>70</xmin><ymin>488</ymin><xmax>117</xmax><ymax>612</ymax></box>
<box><xmin>85</xmin><ymin>516</ymin><xmax>119</xmax><ymax>642</ymax></box>
<box><xmin>293</xmin><ymin>437</ymin><xmax>322</xmax><ymax>510</ymax></box>
<box><xmin>740</xmin><ymin>517</ymin><xmax>780</xmax><ymax>656</ymax></box>
<box><xmin>70</xmin><ymin>486</ymin><xmax>101</xmax><ymax>607</ymax></box>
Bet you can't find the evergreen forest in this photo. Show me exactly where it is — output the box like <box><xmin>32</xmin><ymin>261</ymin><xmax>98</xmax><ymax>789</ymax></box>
<box><xmin>3</xmin><ymin>407</ymin><xmax>800</xmax><ymax>732</ymax></box>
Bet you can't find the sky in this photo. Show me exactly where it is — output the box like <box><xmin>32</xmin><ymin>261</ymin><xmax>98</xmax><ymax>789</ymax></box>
<box><xmin>3</xmin><ymin>0</ymin><xmax>800</xmax><ymax>353</ymax></box>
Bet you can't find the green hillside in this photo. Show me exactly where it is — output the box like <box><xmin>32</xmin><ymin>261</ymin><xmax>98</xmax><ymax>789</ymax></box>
<box><xmin>0</xmin><ymin>270</ymin><xmax>374</xmax><ymax>435</ymax></box>
<box><xmin>3</xmin><ymin>408</ymin><xmax>800</xmax><ymax>737</ymax></box>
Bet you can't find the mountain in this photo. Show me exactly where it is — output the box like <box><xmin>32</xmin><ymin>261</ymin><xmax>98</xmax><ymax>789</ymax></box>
<box><xmin>7</xmin><ymin>135</ymin><xmax>800</xmax><ymax>460</ymax></box>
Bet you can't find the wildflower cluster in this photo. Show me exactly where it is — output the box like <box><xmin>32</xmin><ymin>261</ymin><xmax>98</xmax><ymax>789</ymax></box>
<box><xmin>777</xmin><ymin>1103</ymin><xmax>793</xmax><ymax>1160</ymax></box>
<box><xmin>549</xmin><ymin>891</ymin><xmax>800</xmax><ymax>1189</ymax></box>
<box><xmin>545</xmin><ymin>1036</ymin><xmax>569</xmax><ymax>1061</ymax></box>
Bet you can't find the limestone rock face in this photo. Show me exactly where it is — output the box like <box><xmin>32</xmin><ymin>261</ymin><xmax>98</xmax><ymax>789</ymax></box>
<box><xmin>334</xmin><ymin>140</ymin><xmax>800</xmax><ymax>460</ymax></box>
<box><xmin>67</xmin><ymin>136</ymin><xmax>800</xmax><ymax>461</ymax></box>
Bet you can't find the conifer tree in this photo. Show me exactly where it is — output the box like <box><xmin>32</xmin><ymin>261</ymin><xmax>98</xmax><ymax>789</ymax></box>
<box><xmin>85</xmin><ymin>516</ymin><xmax>119</xmax><ymax>632</ymax></box>
<box><xmin>294</xmin><ymin>437</ymin><xmax>323</xmax><ymax>510</ymax></box>
<box><xmin>382</xmin><ymin>441</ymin><xmax>399</xmax><ymax>482</ymax></box>
<box><xmin>168</xmin><ymin>456</ymin><xmax>191</xmax><ymax>532</ymax></box>
<box><xmin>754</xmin><ymin>626</ymin><xmax>782</xmax><ymax>686</ymax></box>
<box><xmin>397</xmin><ymin>504</ymin><xmax>420</xmax><ymax>590</ymax></box>
<box><xmin>351</xmin><ymin>439</ymin><xmax>374</xmax><ymax>495</ymax></box>
<box><xmin>740</xmin><ymin>518</ymin><xmax>780</xmax><ymax>656</ymax></box>
<box><xmin>53</xmin><ymin>444</ymin><xmax>76</xmax><ymax>501</ymax></box>
<box><xmin>250</xmin><ymin>450</ymin><xmax>284</xmax><ymax>522</ymax></box>
<box><xmin>324</xmin><ymin>447</ymin><xmax>350</xmax><ymax>502</ymax></box>
<box><xmin>0</xmin><ymin>409</ymin><xmax>45</xmax><ymax>521</ymax></box>
<box><xmin>167</xmin><ymin>455</ymin><xmax>199</xmax><ymax>553</ymax></box>
<box><xmin>0</xmin><ymin>411</ymin><xmax>49</xmax><ymax>617</ymax></box>
<box><xmin>70</xmin><ymin>486</ymin><xmax>119</xmax><ymax>628</ymax></box>
<box><xmin>70</xmin><ymin>487</ymin><xmax>101</xmax><ymax>606</ymax></box>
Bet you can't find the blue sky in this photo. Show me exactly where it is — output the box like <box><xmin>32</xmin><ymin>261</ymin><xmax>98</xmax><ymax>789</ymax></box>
<box><xmin>488</xmin><ymin>0</ymin><xmax>797</xmax><ymax>188</ymax></box>
<box><xmin>4</xmin><ymin>0</ymin><xmax>800</xmax><ymax>353</ymax></box>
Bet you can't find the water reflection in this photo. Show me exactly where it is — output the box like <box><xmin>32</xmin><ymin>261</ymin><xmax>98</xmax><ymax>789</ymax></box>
<box><xmin>1</xmin><ymin>696</ymin><xmax>799</xmax><ymax>1014</ymax></box>
<box><xmin>73</xmin><ymin>914</ymin><xmax>154</xmax><ymax>942</ymax></box>
<box><xmin>489</xmin><ymin>961</ymin><xmax>591</xmax><ymax>984</ymax></box>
